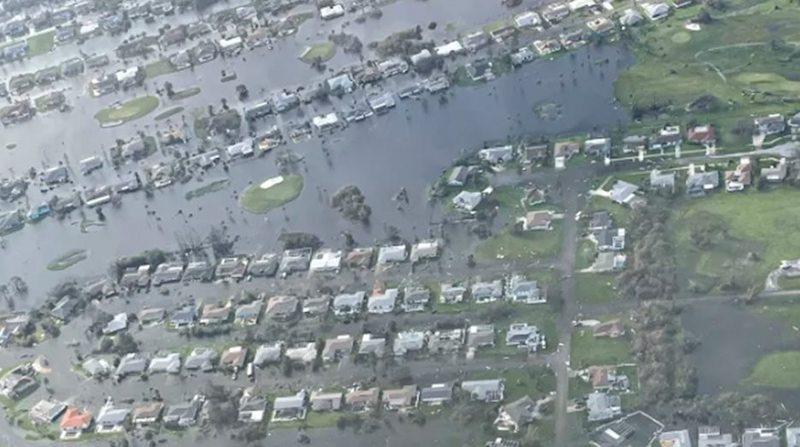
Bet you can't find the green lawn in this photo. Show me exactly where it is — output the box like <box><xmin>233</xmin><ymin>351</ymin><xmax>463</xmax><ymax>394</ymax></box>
<box><xmin>239</xmin><ymin>175</ymin><xmax>303</xmax><ymax>213</ymax></box>
<box><xmin>299</xmin><ymin>42</ymin><xmax>336</xmax><ymax>64</ymax></box>
<box><xmin>144</xmin><ymin>59</ymin><xmax>176</xmax><ymax>79</ymax></box>
<box><xmin>746</xmin><ymin>351</ymin><xmax>800</xmax><ymax>388</ymax></box>
<box><xmin>574</xmin><ymin>272</ymin><xmax>617</xmax><ymax>304</ymax></box>
<box><xmin>27</xmin><ymin>31</ymin><xmax>55</xmax><ymax>56</ymax></box>
<box><xmin>752</xmin><ymin>298</ymin><xmax>800</xmax><ymax>326</ymax></box>
<box><xmin>154</xmin><ymin>106</ymin><xmax>184</xmax><ymax>121</ymax></box>
<box><xmin>94</xmin><ymin>96</ymin><xmax>159</xmax><ymax>125</ymax></box>
<box><xmin>570</xmin><ymin>329</ymin><xmax>632</xmax><ymax>369</ymax></box>
<box><xmin>672</xmin><ymin>188</ymin><xmax>800</xmax><ymax>293</ymax></box>
<box><xmin>468</xmin><ymin>365</ymin><xmax>556</xmax><ymax>402</ymax></box>
<box><xmin>575</xmin><ymin>239</ymin><xmax>596</xmax><ymax>270</ymax></box>
<box><xmin>46</xmin><ymin>249</ymin><xmax>88</xmax><ymax>271</ymax></box>
<box><xmin>476</xmin><ymin>226</ymin><xmax>563</xmax><ymax>262</ymax></box>
<box><xmin>272</xmin><ymin>410</ymin><xmax>340</xmax><ymax>429</ymax></box>
<box><xmin>615</xmin><ymin>0</ymin><xmax>800</xmax><ymax>148</ymax></box>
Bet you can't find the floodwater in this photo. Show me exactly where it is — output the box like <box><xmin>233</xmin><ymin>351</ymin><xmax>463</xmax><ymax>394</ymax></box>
<box><xmin>0</xmin><ymin>42</ymin><xmax>632</xmax><ymax>309</ymax></box>
<box><xmin>683</xmin><ymin>300</ymin><xmax>800</xmax><ymax>411</ymax></box>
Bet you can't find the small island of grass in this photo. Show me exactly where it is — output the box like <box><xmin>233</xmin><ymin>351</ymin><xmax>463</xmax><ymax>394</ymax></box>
<box><xmin>94</xmin><ymin>96</ymin><xmax>159</xmax><ymax>126</ymax></box>
<box><xmin>240</xmin><ymin>174</ymin><xmax>303</xmax><ymax>213</ymax></box>
<box><xmin>300</xmin><ymin>42</ymin><xmax>336</xmax><ymax>64</ymax></box>
<box><xmin>47</xmin><ymin>249</ymin><xmax>88</xmax><ymax>271</ymax></box>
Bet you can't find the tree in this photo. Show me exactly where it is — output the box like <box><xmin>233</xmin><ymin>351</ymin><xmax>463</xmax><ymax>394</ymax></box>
<box><xmin>164</xmin><ymin>81</ymin><xmax>174</xmax><ymax>98</ymax></box>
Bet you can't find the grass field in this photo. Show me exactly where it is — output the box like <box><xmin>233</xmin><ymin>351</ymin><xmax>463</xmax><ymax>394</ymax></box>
<box><xmin>574</xmin><ymin>273</ymin><xmax>617</xmax><ymax>304</ymax></box>
<box><xmin>672</xmin><ymin>188</ymin><xmax>800</xmax><ymax>293</ymax></box>
<box><xmin>240</xmin><ymin>175</ymin><xmax>303</xmax><ymax>213</ymax></box>
<box><xmin>615</xmin><ymin>0</ymin><xmax>800</xmax><ymax>148</ymax></box>
<box><xmin>476</xmin><ymin>226</ymin><xmax>562</xmax><ymax>262</ymax></box>
<box><xmin>144</xmin><ymin>59</ymin><xmax>177</xmax><ymax>79</ymax></box>
<box><xmin>300</xmin><ymin>42</ymin><xmax>336</xmax><ymax>64</ymax></box>
<box><xmin>746</xmin><ymin>351</ymin><xmax>800</xmax><ymax>388</ymax></box>
<box><xmin>468</xmin><ymin>365</ymin><xmax>556</xmax><ymax>402</ymax></box>
<box><xmin>94</xmin><ymin>96</ymin><xmax>159</xmax><ymax>125</ymax></box>
<box><xmin>576</xmin><ymin>239</ymin><xmax>596</xmax><ymax>270</ymax></box>
<box><xmin>27</xmin><ymin>31</ymin><xmax>54</xmax><ymax>56</ymax></box>
<box><xmin>570</xmin><ymin>329</ymin><xmax>632</xmax><ymax>369</ymax></box>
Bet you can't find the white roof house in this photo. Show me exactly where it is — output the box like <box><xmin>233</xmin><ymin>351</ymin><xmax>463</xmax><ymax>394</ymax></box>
<box><xmin>641</xmin><ymin>2</ymin><xmax>670</xmax><ymax>20</ymax></box>
<box><xmin>312</xmin><ymin>112</ymin><xmax>339</xmax><ymax>131</ymax></box>
<box><xmin>309</xmin><ymin>249</ymin><xmax>342</xmax><ymax>273</ymax></box>
<box><xmin>434</xmin><ymin>41</ymin><xmax>465</xmax><ymax>56</ymax></box>
<box><xmin>514</xmin><ymin>11</ymin><xmax>541</xmax><ymax>28</ymax></box>
<box><xmin>368</xmin><ymin>289</ymin><xmax>398</xmax><ymax>314</ymax></box>
<box><xmin>377</xmin><ymin>245</ymin><xmax>407</xmax><ymax>265</ymax></box>
<box><xmin>320</xmin><ymin>3</ymin><xmax>345</xmax><ymax>20</ymax></box>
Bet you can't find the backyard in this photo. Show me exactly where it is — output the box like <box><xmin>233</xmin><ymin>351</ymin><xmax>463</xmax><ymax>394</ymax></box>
<box><xmin>570</xmin><ymin>328</ymin><xmax>632</xmax><ymax>370</ymax></box>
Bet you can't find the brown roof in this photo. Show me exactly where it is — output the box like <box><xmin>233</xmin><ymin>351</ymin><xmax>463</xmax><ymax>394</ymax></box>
<box><xmin>60</xmin><ymin>407</ymin><xmax>92</xmax><ymax>430</ymax></box>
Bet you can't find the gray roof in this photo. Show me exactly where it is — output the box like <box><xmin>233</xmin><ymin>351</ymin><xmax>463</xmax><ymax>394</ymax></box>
<box><xmin>420</xmin><ymin>383</ymin><xmax>453</xmax><ymax>402</ymax></box>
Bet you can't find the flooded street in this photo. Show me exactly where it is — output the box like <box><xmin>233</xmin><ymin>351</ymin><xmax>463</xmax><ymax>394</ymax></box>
<box><xmin>0</xmin><ymin>43</ymin><xmax>632</xmax><ymax>309</ymax></box>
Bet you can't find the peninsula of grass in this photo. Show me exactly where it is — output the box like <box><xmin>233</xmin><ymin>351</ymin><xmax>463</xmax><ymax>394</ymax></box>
<box><xmin>185</xmin><ymin>178</ymin><xmax>229</xmax><ymax>200</ymax></box>
<box><xmin>47</xmin><ymin>249</ymin><xmax>88</xmax><ymax>271</ymax></box>
<box><xmin>154</xmin><ymin>106</ymin><xmax>184</xmax><ymax>121</ymax></box>
<box><xmin>746</xmin><ymin>351</ymin><xmax>800</xmax><ymax>388</ymax></box>
<box><xmin>239</xmin><ymin>174</ymin><xmax>303</xmax><ymax>213</ymax></box>
<box><xmin>172</xmin><ymin>87</ymin><xmax>201</xmax><ymax>100</ymax></box>
<box><xmin>299</xmin><ymin>42</ymin><xmax>335</xmax><ymax>64</ymax></box>
<box><xmin>94</xmin><ymin>96</ymin><xmax>159</xmax><ymax>126</ymax></box>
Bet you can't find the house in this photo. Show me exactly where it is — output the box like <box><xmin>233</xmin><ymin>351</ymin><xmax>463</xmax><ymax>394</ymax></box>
<box><xmin>419</xmin><ymin>383</ymin><xmax>453</xmax><ymax>406</ymax></box>
<box><xmin>511</xmin><ymin>47</ymin><xmax>537</xmax><ymax>66</ymax></box>
<box><xmin>472</xmin><ymin>280</ymin><xmax>504</xmax><ymax>303</ymax></box>
<box><xmin>593</xmin><ymin>319</ymin><xmax>625</xmax><ymax>338</ymax></box>
<box><xmin>520</xmin><ymin>210</ymin><xmax>554</xmax><ymax>231</ymax></box>
<box><xmin>238</xmin><ymin>388</ymin><xmax>268</xmax><ymax>423</ymax></box>
<box><xmin>650</xmin><ymin>169</ymin><xmax>676</xmax><ymax>191</ymax></box>
<box><xmin>327</xmin><ymin>73</ymin><xmax>355</xmax><ymax>95</ymax></box>
<box><xmin>410</xmin><ymin>239</ymin><xmax>441</xmax><ymax>262</ymax></box>
<box><xmin>368</xmin><ymin>92</ymin><xmax>397</xmax><ymax>113</ymax></box>
<box><xmin>266</xmin><ymin>295</ymin><xmax>299</xmax><ymax>321</ymax></box>
<box><xmin>586</xmin><ymin>366</ymin><xmax>629</xmax><ymax>391</ymax></box>
<box><xmin>220</xmin><ymin>346</ymin><xmax>247</xmax><ymax>370</ymax></box>
<box><xmin>584</xmin><ymin>138</ymin><xmax>612</xmax><ymax>157</ymax></box>
<box><xmin>619</xmin><ymin>8</ymin><xmax>643</xmax><ymax>26</ymax></box>
<box><xmin>685</xmin><ymin>166</ymin><xmax>719</xmax><ymax>196</ymax></box>
<box><xmin>183</xmin><ymin>261</ymin><xmax>213</xmax><ymax>281</ymax></box>
<box><xmin>248</xmin><ymin>254</ymin><xmax>279</xmax><ymax>277</ymax></box>
<box><xmin>131</xmin><ymin>402</ymin><xmax>163</xmax><ymax>427</ymax></box>
<box><xmin>687</xmin><ymin>125</ymin><xmax>717</xmax><ymax>145</ymax></box>
<box><xmin>43</xmin><ymin>165</ymin><xmax>69</xmax><ymax>185</ymax></box>
<box><xmin>622</xmin><ymin>135</ymin><xmax>648</xmax><ymax>153</ymax></box>
<box><xmin>215</xmin><ymin>256</ymin><xmax>249</xmax><ymax>280</ymax></box>
<box><xmin>592</xmin><ymin>228</ymin><xmax>626</xmax><ymax>252</ymax></box>
<box><xmin>514</xmin><ymin>11</ymin><xmax>541</xmax><ymax>28</ymax></box>
<box><xmin>0</xmin><ymin>368</ymin><xmax>38</xmax><ymax>400</ymax></box>
<box><xmin>640</xmin><ymin>2</ymin><xmax>670</xmax><ymax>20</ymax></box>
<box><xmin>447</xmin><ymin>166</ymin><xmax>474</xmax><ymax>187</ymax></box>
<box><xmin>698</xmin><ymin>426</ymin><xmax>736</xmax><ymax>447</ymax></box>
<box><xmin>441</xmin><ymin>284</ymin><xmax>467</xmax><ymax>304</ymax></box>
<box><xmin>170</xmin><ymin>303</ymin><xmax>198</xmax><ymax>328</ymax></box>
<box><xmin>322</xmin><ymin>335</ymin><xmax>354</xmax><ymax>362</ymax></box>
<box><xmin>102</xmin><ymin>313</ymin><xmax>128</xmax><ymax>335</ymax></box>
<box><xmin>163</xmin><ymin>395</ymin><xmax>204</xmax><ymax>427</ymax></box>
<box><xmin>50</xmin><ymin>296</ymin><xmax>79</xmax><ymax>321</ymax></box>
<box><xmin>285</xmin><ymin>343</ymin><xmax>318</xmax><ymax>365</ymax></box>
<box><xmin>453</xmin><ymin>191</ymin><xmax>484</xmax><ymax>212</ymax></box>
<box><xmin>403</xmin><ymin>287</ymin><xmax>430</xmax><ymax>312</ymax></box>
<box><xmin>312</xmin><ymin>113</ymin><xmax>340</xmax><ymax>132</ymax></box>
<box><xmin>553</xmin><ymin>141</ymin><xmax>581</xmax><ymax>165</ymax></box>
<box><xmin>461</xmin><ymin>379</ymin><xmax>505</xmax><ymax>402</ymax></box>
<box><xmin>184</xmin><ymin>347</ymin><xmax>217</xmax><ymax>371</ymax></box>
<box><xmin>762</xmin><ymin>158</ymin><xmax>788</xmax><ymax>182</ymax></box>
<box><xmin>309</xmin><ymin>249</ymin><xmax>343</xmax><ymax>274</ymax></box>
<box><xmin>29</xmin><ymin>399</ymin><xmax>67</xmax><ymax>425</ymax></box>
<box><xmin>226</xmin><ymin>139</ymin><xmax>254</xmax><ymax>159</ymax></box>
<box><xmin>586</xmin><ymin>17</ymin><xmax>614</xmax><ymax>35</ymax></box>
<box><xmin>428</xmin><ymin>328</ymin><xmax>465</xmax><ymax>353</ymax></box>
<box><xmin>148</xmin><ymin>353</ymin><xmax>181</xmax><ymax>374</ymax></box>
<box><xmin>310</xmin><ymin>391</ymin><xmax>343</xmax><ymax>411</ymax></box>
<box><xmin>332</xmin><ymin>292</ymin><xmax>365</xmax><ymax>317</ymax></box>
<box><xmin>82</xmin><ymin>358</ymin><xmax>112</xmax><ymax>378</ymax></box>
<box><xmin>272</xmin><ymin>391</ymin><xmax>307</xmax><ymax>421</ymax></box>
<box><xmin>272</xmin><ymin>91</ymin><xmax>300</xmax><ymax>113</ymax></box>
<box><xmin>659</xmin><ymin>429</ymin><xmax>692</xmax><ymax>447</ymax></box>
<box><xmin>650</xmin><ymin>125</ymin><xmax>683</xmax><ymax>151</ymax></box>
<box><xmin>382</xmin><ymin>385</ymin><xmax>417</xmax><ymax>410</ymax></box>
<box><xmin>279</xmin><ymin>248</ymin><xmax>312</xmax><ymax>275</ymax></box>
<box><xmin>60</xmin><ymin>407</ymin><xmax>92</xmax><ymax>439</ymax></box>
<box><xmin>586</xmin><ymin>391</ymin><xmax>622</xmax><ymax>422</ymax></box>
<box><xmin>434</xmin><ymin>40</ymin><xmax>465</xmax><ymax>56</ymax></box>
<box><xmin>234</xmin><ymin>300</ymin><xmax>262</xmax><ymax>326</ymax></box>
<box><xmin>320</xmin><ymin>3</ymin><xmax>345</xmax><ymax>19</ymax></box>
<box><xmin>95</xmin><ymin>399</ymin><xmax>130</xmax><ymax>433</ymax></box>
<box><xmin>120</xmin><ymin>265</ymin><xmax>150</xmax><ymax>289</ymax></box>
<box><xmin>115</xmin><ymin>353</ymin><xmax>147</xmax><ymax>379</ymax></box>
<box><xmin>368</xmin><ymin>289</ymin><xmax>398</xmax><ymax>314</ymax></box>
<box><xmin>542</xmin><ymin>3</ymin><xmax>571</xmax><ymax>23</ymax></box>
<box><xmin>495</xmin><ymin>396</ymin><xmax>539</xmax><ymax>432</ymax></box>
<box><xmin>609</xmin><ymin>180</ymin><xmax>641</xmax><ymax>206</ymax></box>
<box><xmin>152</xmin><ymin>262</ymin><xmax>184</xmax><ymax>286</ymax></box>
<box><xmin>588</xmin><ymin>211</ymin><xmax>613</xmax><ymax>232</ymax></box>
<box><xmin>467</xmin><ymin>324</ymin><xmax>495</xmax><ymax>349</ymax></box>
<box><xmin>345</xmin><ymin>247</ymin><xmax>374</xmax><ymax>269</ymax></box>
<box><xmin>358</xmin><ymin>333</ymin><xmax>386</xmax><ymax>358</ymax></box>
<box><xmin>725</xmin><ymin>158</ymin><xmax>753</xmax><ymax>192</ymax></box>
<box><xmin>462</xmin><ymin>31</ymin><xmax>490</xmax><ymax>52</ymax></box>
<box><xmin>377</xmin><ymin>245</ymin><xmax>407</xmax><ymax>265</ymax></box>
<box><xmin>199</xmin><ymin>302</ymin><xmax>231</xmax><ymax>325</ymax></box>
<box><xmin>505</xmin><ymin>323</ymin><xmax>545</xmax><ymax>352</ymax></box>
<box><xmin>742</xmin><ymin>428</ymin><xmax>780</xmax><ymax>447</ymax></box>
<box><xmin>394</xmin><ymin>330</ymin><xmax>426</xmax><ymax>357</ymax></box>
<box><xmin>479</xmin><ymin>145</ymin><xmax>514</xmax><ymax>165</ymax></box>
<box><xmin>754</xmin><ymin>114</ymin><xmax>785</xmax><ymax>136</ymax></box>
<box><xmin>507</xmin><ymin>275</ymin><xmax>544</xmax><ymax>304</ymax></box>
<box><xmin>345</xmin><ymin>387</ymin><xmax>380</xmax><ymax>411</ymax></box>
<box><xmin>253</xmin><ymin>342</ymin><xmax>283</xmax><ymax>366</ymax></box>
